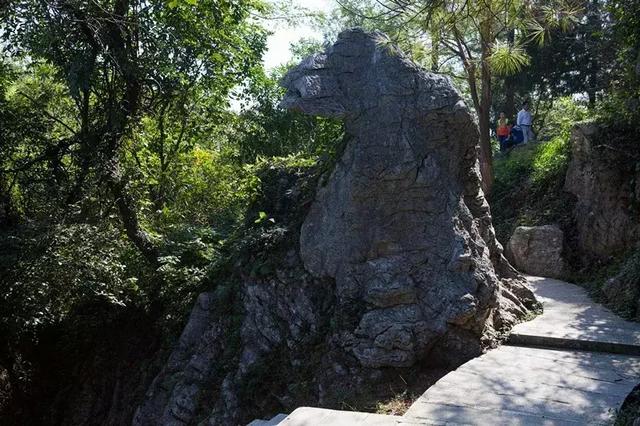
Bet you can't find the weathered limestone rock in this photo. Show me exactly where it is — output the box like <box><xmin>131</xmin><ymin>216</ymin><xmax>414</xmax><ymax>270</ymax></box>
<box><xmin>602</xmin><ymin>273</ymin><xmax>640</xmax><ymax>319</ymax></box>
<box><xmin>564</xmin><ymin>124</ymin><xmax>640</xmax><ymax>258</ymax></box>
<box><xmin>133</xmin><ymin>166</ymin><xmax>334</xmax><ymax>426</ymax></box>
<box><xmin>506</xmin><ymin>225</ymin><xmax>567</xmax><ymax>279</ymax></box>
<box><xmin>133</xmin><ymin>29</ymin><xmax>539</xmax><ymax>425</ymax></box>
<box><xmin>283</xmin><ymin>28</ymin><xmax>537</xmax><ymax>369</ymax></box>
<box><xmin>601</xmin><ymin>249</ymin><xmax>640</xmax><ymax>319</ymax></box>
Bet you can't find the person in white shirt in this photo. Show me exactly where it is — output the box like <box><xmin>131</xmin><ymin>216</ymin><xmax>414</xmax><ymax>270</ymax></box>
<box><xmin>517</xmin><ymin>101</ymin><xmax>534</xmax><ymax>144</ymax></box>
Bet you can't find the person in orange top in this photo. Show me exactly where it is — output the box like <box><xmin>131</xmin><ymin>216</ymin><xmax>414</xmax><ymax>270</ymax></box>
<box><xmin>496</xmin><ymin>111</ymin><xmax>511</xmax><ymax>152</ymax></box>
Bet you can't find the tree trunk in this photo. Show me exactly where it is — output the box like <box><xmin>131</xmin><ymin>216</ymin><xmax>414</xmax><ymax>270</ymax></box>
<box><xmin>462</xmin><ymin>60</ymin><xmax>493</xmax><ymax>193</ymax></box>
<box><xmin>586</xmin><ymin>0</ymin><xmax>601</xmax><ymax>109</ymax></box>
<box><xmin>0</xmin><ymin>176</ymin><xmax>16</xmax><ymax>227</ymax></box>
<box><xmin>478</xmin><ymin>109</ymin><xmax>493</xmax><ymax>193</ymax></box>
<box><xmin>504</xmin><ymin>30</ymin><xmax>516</xmax><ymax>120</ymax></box>
<box><xmin>504</xmin><ymin>78</ymin><xmax>515</xmax><ymax>120</ymax></box>
<box><xmin>98</xmin><ymin>0</ymin><xmax>159</xmax><ymax>267</ymax></box>
<box><xmin>478</xmin><ymin>17</ymin><xmax>494</xmax><ymax>193</ymax></box>
<box><xmin>430</xmin><ymin>25</ymin><xmax>440</xmax><ymax>72</ymax></box>
<box><xmin>106</xmin><ymin>158</ymin><xmax>159</xmax><ymax>266</ymax></box>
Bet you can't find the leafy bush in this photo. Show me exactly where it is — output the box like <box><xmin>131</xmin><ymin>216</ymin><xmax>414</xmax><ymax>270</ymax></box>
<box><xmin>227</xmin><ymin>68</ymin><xmax>344</xmax><ymax>163</ymax></box>
<box><xmin>617</xmin><ymin>383</ymin><xmax>640</xmax><ymax>425</ymax></box>
<box><xmin>537</xmin><ymin>97</ymin><xmax>589</xmax><ymax>141</ymax></box>
<box><xmin>155</xmin><ymin>225</ymin><xmax>222</xmax><ymax>328</ymax></box>
<box><xmin>493</xmin><ymin>144</ymin><xmax>536</xmax><ymax>190</ymax></box>
<box><xmin>157</xmin><ymin>146</ymin><xmax>258</xmax><ymax>228</ymax></box>
<box><xmin>209</xmin><ymin>154</ymin><xmax>320</xmax><ymax>273</ymax></box>
<box><xmin>0</xmin><ymin>223</ymin><xmax>146</xmax><ymax>345</ymax></box>
<box><xmin>609</xmin><ymin>248</ymin><xmax>640</xmax><ymax>318</ymax></box>
<box><xmin>531</xmin><ymin>135</ymin><xmax>570</xmax><ymax>187</ymax></box>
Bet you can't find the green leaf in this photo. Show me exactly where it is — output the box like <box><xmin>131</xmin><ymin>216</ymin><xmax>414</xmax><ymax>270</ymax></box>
<box><xmin>254</xmin><ymin>211</ymin><xmax>268</xmax><ymax>223</ymax></box>
<box><xmin>489</xmin><ymin>42</ymin><xmax>531</xmax><ymax>76</ymax></box>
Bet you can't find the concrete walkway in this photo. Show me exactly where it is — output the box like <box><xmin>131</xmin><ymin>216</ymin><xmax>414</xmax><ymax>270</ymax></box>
<box><xmin>403</xmin><ymin>345</ymin><xmax>640</xmax><ymax>424</ymax></box>
<box><xmin>510</xmin><ymin>276</ymin><xmax>640</xmax><ymax>353</ymax></box>
<box><xmin>252</xmin><ymin>276</ymin><xmax>640</xmax><ymax>425</ymax></box>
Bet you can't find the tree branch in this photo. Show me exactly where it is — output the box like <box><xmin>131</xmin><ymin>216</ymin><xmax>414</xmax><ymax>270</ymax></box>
<box><xmin>17</xmin><ymin>91</ymin><xmax>78</xmax><ymax>135</ymax></box>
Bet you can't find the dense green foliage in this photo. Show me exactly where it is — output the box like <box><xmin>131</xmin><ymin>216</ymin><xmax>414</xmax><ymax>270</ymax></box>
<box><xmin>0</xmin><ymin>1</ymin><xmax>340</xmax><ymax>325</ymax></box>
<box><xmin>0</xmin><ymin>2</ymin><xmax>342</xmax><ymax>419</ymax></box>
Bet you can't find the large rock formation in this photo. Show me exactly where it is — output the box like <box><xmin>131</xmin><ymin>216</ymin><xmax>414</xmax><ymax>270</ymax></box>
<box><xmin>564</xmin><ymin>123</ymin><xmax>640</xmax><ymax>258</ymax></box>
<box><xmin>282</xmin><ymin>29</ymin><xmax>537</xmax><ymax>366</ymax></box>
<box><xmin>133</xmin><ymin>29</ymin><xmax>538</xmax><ymax>425</ymax></box>
<box><xmin>506</xmin><ymin>225</ymin><xmax>568</xmax><ymax>279</ymax></box>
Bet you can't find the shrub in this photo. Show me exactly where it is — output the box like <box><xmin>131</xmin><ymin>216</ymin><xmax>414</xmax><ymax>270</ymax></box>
<box><xmin>0</xmin><ymin>223</ymin><xmax>146</xmax><ymax>345</ymax></box>
<box><xmin>537</xmin><ymin>97</ymin><xmax>589</xmax><ymax>141</ymax></box>
<box><xmin>531</xmin><ymin>135</ymin><xmax>570</xmax><ymax>188</ymax></box>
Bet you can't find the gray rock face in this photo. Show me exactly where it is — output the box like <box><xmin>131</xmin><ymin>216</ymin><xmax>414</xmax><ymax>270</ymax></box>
<box><xmin>564</xmin><ymin>124</ymin><xmax>640</xmax><ymax>258</ymax></box>
<box><xmin>506</xmin><ymin>225</ymin><xmax>567</xmax><ymax>279</ymax></box>
<box><xmin>132</xmin><ymin>292</ymin><xmax>225</xmax><ymax>426</ymax></box>
<box><xmin>134</xmin><ymin>29</ymin><xmax>539</xmax><ymax>425</ymax></box>
<box><xmin>602</xmin><ymin>273</ymin><xmax>640</xmax><ymax>318</ymax></box>
<box><xmin>282</xmin><ymin>29</ymin><xmax>538</xmax><ymax>368</ymax></box>
<box><xmin>601</xmin><ymin>250</ymin><xmax>640</xmax><ymax>320</ymax></box>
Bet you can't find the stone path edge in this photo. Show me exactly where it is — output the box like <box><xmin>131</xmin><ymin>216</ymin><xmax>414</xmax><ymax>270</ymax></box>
<box><xmin>508</xmin><ymin>334</ymin><xmax>640</xmax><ymax>356</ymax></box>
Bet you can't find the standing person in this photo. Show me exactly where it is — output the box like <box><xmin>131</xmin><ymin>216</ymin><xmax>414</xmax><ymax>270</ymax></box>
<box><xmin>517</xmin><ymin>101</ymin><xmax>534</xmax><ymax>144</ymax></box>
<box><xmin>496</xmin><ymin>111</ymin><xmax>511</xmax><ymax>152</ymax></box>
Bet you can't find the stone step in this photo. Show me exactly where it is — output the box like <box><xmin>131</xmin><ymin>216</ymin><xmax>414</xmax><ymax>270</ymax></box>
<box><xmin>508</xmin><ymin>333</ymin><xmax>640</xmax><ymax>356</ymax></box>
<box><xmin>404</xmin><ymin>345</ymin><xmax>640</xmax><ymax>425</ymax></box>
<box><xmin>480</xmin><ymin>344</ymin><xmax>640</xmax><ymax>379</ymax></box>
<box><xmin>510</xmin><ymin>276</ymin><xmax>640</xmax><ymax>350</ymax></box>
<box><xmin>509</xmin><ymin>277</ymin><xmax>640</xmax><ymax>355</ymax></box>
<box><xmin>247</xmin><ymin>413</ymin><xmax>288</xmax><ymax>426</ymax></box>
<box><xmin>272</xmin><ymin>407</ymin><xmax>405</xmax><ymax>426</ymax></box>
<box><xmin>401</xmin><ymin>276</ymin><xmax>640</xmax><ymax>425</ymax></box>
<box><xmin>404</xmin><ymin>400</ymin><xmax>583</xmax><ymax>425</ymax></box>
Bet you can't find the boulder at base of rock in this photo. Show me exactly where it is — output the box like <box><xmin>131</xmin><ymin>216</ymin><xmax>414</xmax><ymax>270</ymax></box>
<box><xmin>506</xmin><ymin>225</ymin><xmax>567</xmax><ymax>279</ymax></box>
